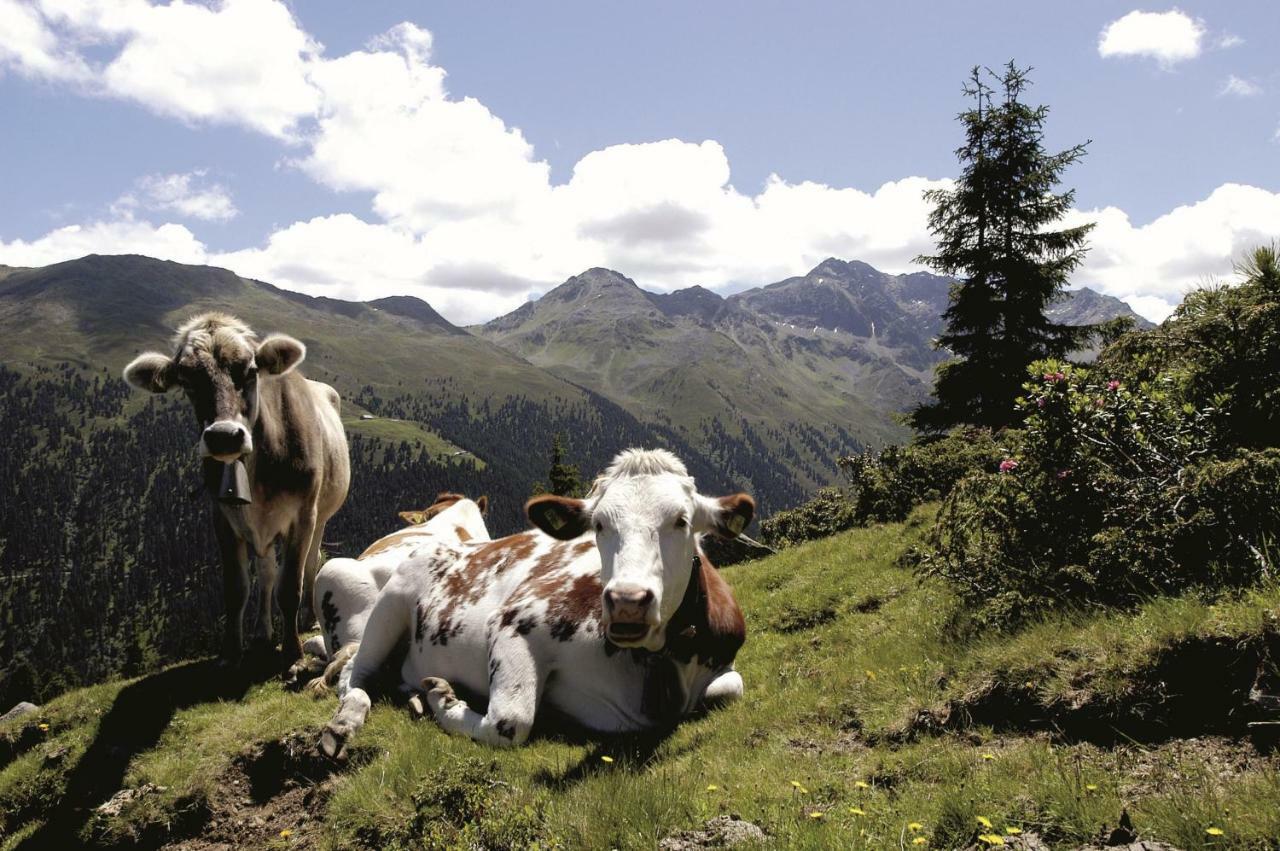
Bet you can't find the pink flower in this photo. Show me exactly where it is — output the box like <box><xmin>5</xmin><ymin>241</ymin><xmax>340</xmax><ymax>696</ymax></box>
<box><xmin>1043</xmin><ymin>371</ymin><xmax>1067</xmax><ymax>384</ymax></box>
<box><xmin>1107</xmin><ymin>380</ymin><xmax>1121</xmax><ymax>391</ymax></box>
<box><xmin>999</xmin><ymin>459</ymin><xmax>1019</xmax><ymax>473</ymax></box>
<box><xmin>1056</xmin><ymin>469</ymin><xmax>1072</xmax><ymax>480</ymax></box>
<box><xmin>1036</xmin><ymin>398</ymin><xmax>1046</xmax><ymax>408</ymax></box>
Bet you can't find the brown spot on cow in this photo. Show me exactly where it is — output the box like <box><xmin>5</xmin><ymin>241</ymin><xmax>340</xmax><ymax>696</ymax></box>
<box><xmin>663</xmin><ymin>552</ymin><xmax>746</xmax><ymax>669</ymax></box>
<box><xmin>455</xmin><ymin>525</ymin><xmax>472</xmax><ymax>542</ymax></box>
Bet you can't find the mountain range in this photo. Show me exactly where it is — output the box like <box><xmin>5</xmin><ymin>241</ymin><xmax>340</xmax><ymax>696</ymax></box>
<box><xmin>0</xmin><ymin>254</ymin><xmax>1149</xmax><ymax>516</ymax></box>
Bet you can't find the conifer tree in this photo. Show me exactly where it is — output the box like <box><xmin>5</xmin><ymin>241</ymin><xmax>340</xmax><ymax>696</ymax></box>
<box><xmin>534</xmin><ymin>433</ymin><xmax>584</xmax><ymax>497</ymax></box>
<box><xmin>910</xmin><ymin>63</ymin><xmax>1094</xmax><ymax>432</ymax></box>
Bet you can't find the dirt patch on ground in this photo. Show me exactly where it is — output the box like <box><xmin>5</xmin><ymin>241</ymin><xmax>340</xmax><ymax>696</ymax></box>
<box><xmin>1113</xmin><ymin>736</ymin><xmax>1273</xmax><ymax>799</ymax></box>
<box><xmin>160</xmin><ymin>732</ymin><xmax>340</xmax><ymax>850</ymax></box>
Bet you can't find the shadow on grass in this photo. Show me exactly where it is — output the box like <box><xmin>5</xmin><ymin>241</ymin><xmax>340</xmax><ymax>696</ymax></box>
<box><xmin>529</xmin><ymin>712</ymin><xmax>703</xmax><ymax>792</ymax></box>
<box><xmin>17</xmin><ymin>653</ymin><xmax>281</xmax><ymax>850</ymax></box>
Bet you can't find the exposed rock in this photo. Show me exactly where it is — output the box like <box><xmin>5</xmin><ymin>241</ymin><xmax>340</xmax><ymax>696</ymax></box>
<box><xmin>95</xmin><ymin>783</ymin><xmax>168</xmax><ymax>818</ymax></box>
<box><xmin>0</xmin><ymin>701</ymin><xmax>39</xmax><ymax>724</ymax></box>
<box><xmin>659</xmin><ymin>814</ymin><xmax>767</xmax><ymax>849</ymax></box>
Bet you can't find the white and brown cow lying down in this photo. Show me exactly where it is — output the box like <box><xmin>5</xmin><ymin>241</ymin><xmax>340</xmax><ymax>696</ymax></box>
<box><xmin>297</xmin><ymin>492</ymin><xmax>490</xmax><ymax>694</ymax></box>
<box><xmin>321</xmin><ymin>448</ymin><xmax>753</xmax><ymax>756</ymax></box>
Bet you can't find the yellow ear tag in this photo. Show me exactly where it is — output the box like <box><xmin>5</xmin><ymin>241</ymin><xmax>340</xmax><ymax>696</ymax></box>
<box><xmin>727</xmin><ymin>514</ymin><xmax>746</xmax><ymax>535</ymax></box>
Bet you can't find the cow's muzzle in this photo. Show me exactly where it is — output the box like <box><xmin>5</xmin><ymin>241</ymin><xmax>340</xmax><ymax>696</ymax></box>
<box><xmin>202</xmin><ymin>421</ymin><xmax>251</xmax><ymax>462</ymax></box>
<box><xmin>603</xmin><ymin>586</ymin><xmax>656</xmax><ymax>646</ymax></box>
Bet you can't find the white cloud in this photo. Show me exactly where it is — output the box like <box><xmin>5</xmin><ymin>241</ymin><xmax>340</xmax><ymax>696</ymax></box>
<box><xmin>2</xmin><ymin>0</ymin><xmax>321</xmax><ymax>139</ymax></box>
<box><xmin>2</xmin><ymin>3</ymin><xmax>1276</xmax><ymax>328</ymax></box>
<box><xmin>1219</xmin><ymin>75</ymin><xmax>1262</xmax><ymax>98</ymax></box>
<box><xmin>1098</xmin><ymin>9</ymin><xmax>1205</xmax><ymax>67</ymax></box>
<box><xmin>1218</xmin><ymin>34</ymin><xmax>1244</xmax><ymax>49</ymax></box>
<box><xmin>1067</xmin><ymin>183</ymin><xmax>1280</xmax><ymax>321</ymax></box>
<box><xmin>0</xmin><ymin>219</ymin><xmax>208</xmax><ymax>267</ymax></box>
<box><xmin>114</xmin><ymin>171</ymin><xmax>238</xmax><ymax>222</ymax></box>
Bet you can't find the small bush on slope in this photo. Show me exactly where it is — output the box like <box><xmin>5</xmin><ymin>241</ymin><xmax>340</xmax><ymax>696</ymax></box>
<box><xmin>761</xmin><ymin>430</ymin><xmax>1001</xmax><ymax>548</ymax></box>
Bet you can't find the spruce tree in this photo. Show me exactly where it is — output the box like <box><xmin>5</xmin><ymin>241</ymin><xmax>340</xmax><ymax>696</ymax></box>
<box><xmin>910</xmin><ymin>63</ymin><xmax>1094</xmax><ymax>432</ymax></box>
<box><xmin>546</xmin><ymin>433</ymin><xmax>584</xmax><ymax>497</ymax></box>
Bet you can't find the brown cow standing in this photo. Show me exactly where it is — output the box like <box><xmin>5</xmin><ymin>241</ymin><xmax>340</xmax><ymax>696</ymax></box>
<box><xmin>124</xmin><ymin>313</ymin><xmax>350</xmax><ymax>665</ymax></box>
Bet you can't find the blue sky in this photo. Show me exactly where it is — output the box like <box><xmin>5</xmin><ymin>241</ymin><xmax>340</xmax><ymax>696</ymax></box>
<box><xmin>1</xmin><ymin>1</ymin><xmax>1277</xmax><ymax>322</ymax></box>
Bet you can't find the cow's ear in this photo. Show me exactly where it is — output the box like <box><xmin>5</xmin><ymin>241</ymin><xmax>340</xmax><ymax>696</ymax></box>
<box><xmin>123</xmin><ymin>352</ymin><xmax>176</xmax><ymax>393</ymax></box>
<box><xmin>526</xmin><ymin>495</ymin><xmax>591</xmax><ymax>540</ymax></box>
<box><xmin>256</xmin><ymin>334</ymin><xmax>306</xmax><ymax>375</ymax></box>
<box><xmin>696</xmin><ymin>493</ymin><xmax>755</xmax><ymax>539</ymax></box>
<box><xmin>399</xmin><ymin>510</ymin><xmax>428</xmax><ymax>526</ymax></box>
<box><xmin>476</xmin><ymin>495</ymin><xmax>489</xmax><ymax>516</ymax></box>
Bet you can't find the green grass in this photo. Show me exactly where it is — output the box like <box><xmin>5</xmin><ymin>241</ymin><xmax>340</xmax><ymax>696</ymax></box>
<box><xmin>343</xmin><ymin>412</ymin><xmax>486</xmax><ymax>469</ymax></box>
<box><xmin>2</xmin><ymin>507</ymin><xmax>1277</xmax><ymax>849</ymax></box>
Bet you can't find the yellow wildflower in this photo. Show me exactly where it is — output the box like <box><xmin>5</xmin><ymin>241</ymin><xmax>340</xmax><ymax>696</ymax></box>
<box><xmin>865</xmin><ymin>670</ymin><xmax>877</xmax><ymax>681</ymax></box>
<box><xmin>908</xmin><ymin>822</ymin><xmax>924</xmax><ymax>831</ymax></box>
<box><xmin>848</xmin><ymin>807</ymin><xmax>866</xmax><ymax>816</ymax></box>
<box><xmin>37</xmin><ymin>723</ymin><xmax>49</xmax><ymax>732</ymax></box>
<box><xmin>706</xmin><ymin>784</ymin><xmax>719</xmax><ymax>792</ymax></box>
<box><xmin>976</xmin><ymin>816</ymin><xmax>994</xmax><ymax>829</ymax></box>
<box><xmin>808</xmin><ymin>810</ymin><xmax>824</xmax><ymax>819</ymax></box>
<box><xmin>1084</xmin><ymin>783</ymin><xmax>1098</xmax><ymax>792</ymax></box>
<box><xmin>1206</xmin><ymin>827</ymin><xmax>1225</xmax><ymax>837</ymax></box>
<box><xmin>978</xmin><ymin>834</ymin><xmax>1005</xmax><ymax>846</ymax></box>
<box><xmin>981</xmin><ymin>753</ymin><xmax>995</xmax><ymax>761</ymax></box>
<box><xmin>913</xmin><ymin>838</ymin><xmax>928</xmax><ymax>846</ymax></box>
<box><xmin>790</xmin><ymin>780</ymin><xmax>808</xmax><ymax>794</ymax></box>
<box><xmin>279</xmin><ymin>829</ymin><xmax>293</xmax><ymax>838</ymax></box>
<box><xmin>1005</xmin><ymin>827</ymin><xmax>1022</xmax><ymax>835</ymax></box>
<box><xmin>854</xmin><ymin>780</ymin><xmax>870</xmax><ymax>789</ymax></box>
<box><xmin>600</xmin><ymin>755</ymin><xmax>614</xmax><ymax>764</ymax></box>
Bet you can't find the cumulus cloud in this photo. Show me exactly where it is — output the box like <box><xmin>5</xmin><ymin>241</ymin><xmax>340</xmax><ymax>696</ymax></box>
<box><xmin>114</xmin><ymin>171</ymin><xmax>239</xmax><ymax>222</ymax></box>
<box><xmin>1</xmin><ymin>0</ymin><xmax>321</xmax><ymax>138</ymax></box>
<box><xmin>2</xmin><ymin>1</ymin><xmax>1276</xmax><ymax>328</ymax></box>
<box><xmin>1098</xmin><ymin>9</ymin><xmax>1205</xmax><ymax>67</ymax></box>
<box><xmin>0</xmin><ymin>218</ymin><xmax>208</xmax><ymax>267</ymax></box>
<box><xmin>1219</xmin><ymin>75</ymin><xmax>1262</xmax><ymax>98</ymax></box>
<box><xmin>1068</xmin><ymin>183</ymin><xmax>1280</xmax><ymax>321</ymax></box>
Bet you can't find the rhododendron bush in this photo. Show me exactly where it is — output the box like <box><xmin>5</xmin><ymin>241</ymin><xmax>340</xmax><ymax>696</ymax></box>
<box><xmin>915</xmin><ymin>245</ymin><xmax>1280</xmax><ymax>626</ymax></box>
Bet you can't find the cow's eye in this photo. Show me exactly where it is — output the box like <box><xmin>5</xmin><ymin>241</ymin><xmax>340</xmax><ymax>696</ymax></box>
<box><xmin>594</xmin><ymin>521</ymin><xmax>604</xmax><ymax>533</ymax></box>
<box><xmin>674</xmin><ymin>516</ymin><xmax>688</xmax><ymax>529</ymax></box>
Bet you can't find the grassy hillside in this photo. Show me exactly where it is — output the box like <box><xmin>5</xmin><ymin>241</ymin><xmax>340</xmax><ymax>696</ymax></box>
<box><xmin>3</xmin><ymin>507</ymin><xmax>1277</xmax><ymax>849</ymax></box>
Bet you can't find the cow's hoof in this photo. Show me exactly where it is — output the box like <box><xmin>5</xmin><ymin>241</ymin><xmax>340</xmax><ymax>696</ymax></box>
<box><xmin>422</xmin><ymin>677</ymin><xmax>460</xmax><ymax>710</ymax></box>
<box><xmin>304</xmin><ymin>677</ymin><xmax>331</xmax><ymax>699</ymax></box>
<box><xmin>319</xmin><ymin>725</ymin><xmax>349</xmax><ymax>762</ymax></box>
<box><xmin>407</xmin><ymin>693</ymin><xmax>427</xmax><ymax>718</ymax></box>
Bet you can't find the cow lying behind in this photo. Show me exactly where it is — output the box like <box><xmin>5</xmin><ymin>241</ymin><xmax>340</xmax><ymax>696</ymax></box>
<box><xmin>321</xmin><ymin>448</ymin><xmax>752</xmax><ymax>756</ymax></box>
<box><xmin>298</xmin><ymin>493</ymin><xmax>490</xmax><ymax>694</ymax></box>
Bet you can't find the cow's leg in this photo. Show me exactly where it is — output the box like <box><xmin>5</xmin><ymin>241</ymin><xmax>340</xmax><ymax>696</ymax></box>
<box><xmin>424</xmin><ymin>635</ymin><xmax>543</xmax><ymax>747</ymax></box>
<box><xmin>306</xmin><ymin>642</ymin><xmax>357</xmax><ymax>698</ymax></box>
<box><xmin>299</xmin><ymin>523</ymin><xmax>325</xmax><ymax>631</ymax></box>
<box><xmin>213</xmin><ymin>513</ymin><xmax>250</xmax><ymax>666</ymax></box>
<box><xmin>320</xmin><ymin>587</ymin><xmax>409</xmax><ymax>760</ymax></box>
<box><xmin>280</xmin><ymin>506</ymin><xmax>319</xmax><ymax>665</ymax></box>
<box><xmin>251</xmin><ymin>541</ymin><xmax>279</xmax><ymax>650</ymax></box>
<box><xmin>701</xmin><ymin>666</ymin><xmax>744</xmax><ymax>707</ymax></box>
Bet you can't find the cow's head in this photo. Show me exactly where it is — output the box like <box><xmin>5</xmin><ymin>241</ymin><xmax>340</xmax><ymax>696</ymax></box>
<box><xmin>526</xmin><ymin>448</ymin><xmax>753</xmax><ymax>651</ymax></box>
<box><xmin>399</xmin><ymin>493</ymin><xmax>489</xmax><ymax>526</ymax></box>
<box><xmin>123</xmin><ymin>313</ymin><xmax>305</xmax><ymax>463</ymax></box>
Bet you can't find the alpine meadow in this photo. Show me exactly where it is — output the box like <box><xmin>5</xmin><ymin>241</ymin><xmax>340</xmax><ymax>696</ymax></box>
<box><xmin>2</xmin><ymin>3</ymin><xmax>1279</xmax><ymax>850</ymax></box>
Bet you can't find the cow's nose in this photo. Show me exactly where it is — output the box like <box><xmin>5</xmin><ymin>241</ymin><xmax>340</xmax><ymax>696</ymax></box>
<box><xmin>604</xmin><ymin>586</ymin><xmax>655</xmax><ymax>621</ymax></box>
<box><xmin>203</xmin><ymin>422</ymin><xmax>246</xmax><ymax>456</ymax></box>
